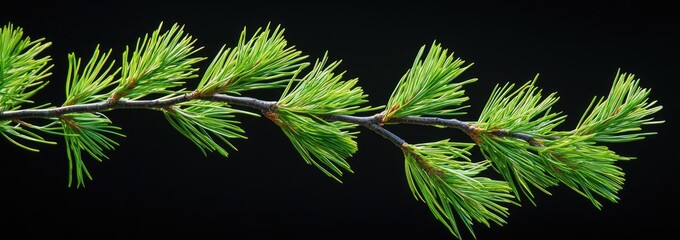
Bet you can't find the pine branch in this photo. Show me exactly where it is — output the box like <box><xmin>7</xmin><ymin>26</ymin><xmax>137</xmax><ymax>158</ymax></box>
<box><xmin>0</xmin><ymin>21</ymin><xmax>664</xmax><ymax>239</ymax></box>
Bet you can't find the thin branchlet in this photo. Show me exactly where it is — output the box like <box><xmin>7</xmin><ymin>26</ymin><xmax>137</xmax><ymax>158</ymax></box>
<box><xmin>319</xmin><ymin>114</ymin><xmax>406</xmax><ymax>147</ymax></box>
<box><xmin>1</xmin><ymin>99</ymin><xmax>551</xmax><ymax>149</ymax></box>
<box><xmin>0</xmin><ymin>93</ymin><xmax>276</xmax><ymax>119</ymax></box>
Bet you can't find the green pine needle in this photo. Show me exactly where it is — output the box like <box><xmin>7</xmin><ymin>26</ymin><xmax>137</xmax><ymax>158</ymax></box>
<box><xmin>384</xmin><ymin>41</ymin><xmax>476</xmax><ymax>121</ymax></box>
<box><xmin>61</xmin><ymin>113</ymin><xmax>125</xmax><ymax>188</ymax></box>
<box><xmin>476</xmin><ymin>136</ymin><xmax>559</xmax><ymax>203</ymax></box>
<box><xmin>403</xmin><ymin>140</ymin><xmax>515</xmax><ymax>239</ymax></box>
<box><xmin>575</xmin><ymin>70</ymin><xmax>663</xmax><ymax>142</ymax></box>
<box><xmin>113</xmin><ymin>22</ymin><xmax>204</xmax><ymax>100</ymax></box>
<box><xmin>1</xmin><ymin>23</ymin><xmax>54</xmax><ymax>151</ymax></box>
<box><xmin>540</xmin><ymin>136</ymin><xmax>628</xmax><ymax>208</ymax></box>
<box><xmin>1</xmin><ymin>120</ymin><xmax>58</xmax><ymax>152</ymax></box>
<box><xmin>477</xmin><ymin>75</ymin><xmax>564</xmax><ymax>133</ymax></box>
<box><xmin>530</xmin><ymin>70</ymin><xmax>664</xmax><ymax>208</ymax></box>
<box><xmin>278</xmin><ymin>53</ymin><xmax>380</xmax><ymax>115</ymax></box>
<box><xmin>197</xmin><ymin>24</ymin><xmax>308</xmax><ymax>95</ymax></box>
<box><xmin>273</xmin><ymin>54</ymin><xmax>377</xmax><ymax>181</ymax></box>
<box><xmin>475</xmin><ymin>76</ymin><xmax>564</xmax><ymax>201</ymax></box>
<box><xmin>275</xmin><ymin>109</ymin><xmax>358</xmax><ymax>182</ymax></box>
<box><xmin>476</xmin><ymin>72</ymin><xmax>663</xmax><ymax>207</ymax></box>
<box><xmin>0</xmin><ymin>23</ymin><xmax>52</xmax><ymax>111</ymax></box>
<box><xmin>64</xmin><ymin>45</ymin><xmax>119</xmax><ymax>105</ymax></box>
<box><xmin>163</xmin><ymin>101</ymin><xmax>256</xmax><ymax>157</ymax></box>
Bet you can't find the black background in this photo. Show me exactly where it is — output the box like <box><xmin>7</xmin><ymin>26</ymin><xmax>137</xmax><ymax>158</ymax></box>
<box><xmin>1</xmin><ymin>1</ymin><xmax>677</xmax><ymax>239</ymax></box>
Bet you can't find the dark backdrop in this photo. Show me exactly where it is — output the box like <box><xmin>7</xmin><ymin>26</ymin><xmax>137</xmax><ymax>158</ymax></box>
<box><xmin>1</xmin><ymin>1</ymin><xmax>676</xmax><ymax>239</ymax></box>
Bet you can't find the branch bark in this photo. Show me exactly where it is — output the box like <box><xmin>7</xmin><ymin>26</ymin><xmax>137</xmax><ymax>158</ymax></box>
<box><xmin>0</xmin><ymin>93</ymin><xmax>546</xmax><ymax>148</ymax></box>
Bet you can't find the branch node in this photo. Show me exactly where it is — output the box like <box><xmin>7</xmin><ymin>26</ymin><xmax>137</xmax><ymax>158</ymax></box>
<box><xmin>60</xmin><ymin>115</ymin><xmax>81</xmax><ymax>132</ymax></box>
<box><xmin>187</xmin><ymin>91</ymin><xmax>201</xmax><ymax>100</ymax></box>
<box><xmin>263</xmin><ymin>103</ymin><xmax>283</xmax><ymax>126</ymax></box>
<box><xmin>107</xmin><ymin>93</ymin><xmax>121</xmax><ymax>106</ymax></box>
<box><xmin>466</xmin><ymin>124</ymin><xmax>483</xmax><ymax>144</ymax></box>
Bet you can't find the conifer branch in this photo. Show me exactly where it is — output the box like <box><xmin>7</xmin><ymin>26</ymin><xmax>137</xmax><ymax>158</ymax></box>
<box><xmin>0</xmin><ymin>21</ymin><xmax>663</xmax><ymax>239</ymax></box>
